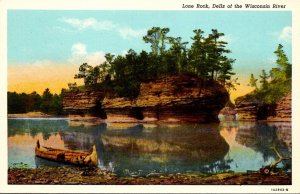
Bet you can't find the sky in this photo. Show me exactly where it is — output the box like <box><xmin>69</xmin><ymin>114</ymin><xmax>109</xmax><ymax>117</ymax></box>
<box><xmin>7</xmin><ymin>10</ymin><xmax>292</xmax><ymax>100</ymax></box>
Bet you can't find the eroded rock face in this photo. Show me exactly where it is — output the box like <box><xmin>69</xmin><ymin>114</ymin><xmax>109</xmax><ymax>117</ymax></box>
<box><xmin>235</xmin><ymin>100</ymin><xmax>260</xmax><ymax>120</ymax></box>
<box><xmin>63</xmin><ymin>91</ymin><xmax>106</xmax><ymax>123</ymax></box>
<box><xmin>102</xmin><ymin>75</ymin><xmax>229</xmax><ymax>123</ymax></box>
<box><xmin>63</xmin><ymin>75</ymin><xmax>229</xmax><ymax>123</ymax></box>
<box><xmin>267</xmin><ymin>94</ymin><xmax>291</xmax><ymax>122</ymax></box>
<box><xmin>235</xmin><ymin>93</ymin><xmax>291</xmax><ymax>122</ymax></box>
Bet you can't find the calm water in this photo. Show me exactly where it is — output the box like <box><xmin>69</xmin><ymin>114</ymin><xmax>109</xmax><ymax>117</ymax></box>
<box><xmin>8</xmin><ymin>118</ymin><xmax>291</xmax><ymax>176</ymax></box>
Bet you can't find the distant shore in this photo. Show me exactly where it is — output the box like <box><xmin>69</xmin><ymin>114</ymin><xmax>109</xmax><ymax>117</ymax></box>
<box><xmin>8</xmin><ymin>112</ymin><xmax>66</xmax><ymax>118</ymax></box>
<box><xmin>8</xmin><ymin>167</ymin><xmax>291</xmax><ymax>185</ymax></box>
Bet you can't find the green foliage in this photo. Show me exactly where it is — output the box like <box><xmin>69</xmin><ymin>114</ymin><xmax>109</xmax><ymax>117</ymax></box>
<box><xmin>7</xmin><ymin>88</ymin><xmax>65</xmax><ymax>115</ymax></box>
<box><xmin>243</xmin><ymin>44</ymin><xmax>291</xmax><ymax>104</ymax></box>
<box><xmin>249</xmin><ymin>74</ymin><xmax>258</xmax><ymax>89</ymax></box>
<box><xmin>73</xmin><ymin>27</ymin><xmax>236</xmax><ymax>98</ymax></box>
<box><xmin>270</xmin><ymin>44</ymin><xmax>291</xmax><ymax>82</ymax></box>
<box><xmin>259</xmin><ymin>70</ymin><xmax>269</xmax><ymax>90</ymax></box>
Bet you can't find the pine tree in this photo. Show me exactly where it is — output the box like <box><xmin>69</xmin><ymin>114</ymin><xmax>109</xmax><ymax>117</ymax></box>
<box><xmin>259</xmin><ymin>69</ymin><xmax>269</xmax><ymax>90</ymax></box>
<box><xmin>249</xmin><ymin>74</ymin><xmax>258</xmax><ymax>89</ymax></box>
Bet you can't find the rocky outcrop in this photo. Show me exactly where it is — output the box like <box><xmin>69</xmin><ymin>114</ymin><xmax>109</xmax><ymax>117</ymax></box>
<box><xmin>267</xmin><ymin>94</ymin><xmax>291</xmax><ymax>122</ymax></box>
<box><xmin>218</xmin><ymin>107</ymin><xmax>237</xmax><ymax>121</ymax></box>
<box><xmin>63</xmin><ymin>91</ymin><xmax>104</xmax><ymax>114</ymax></box>
<box><xmin>234</xmin><ymin>100</ymin><xmax>261</xmax><ymax>120</ymax></box>
<box><xmin>63</xmin><ymin>91</ymin><xmax>106</xmax><ymax>124</ymax></box>
<box><xmin>102</xmin><ymin>75</ymin><xmax>229</xmax><ymax>123</ymax></box>
<box><xmin>63</xmin><ymin>75</ymin><xmax>229</xmax><ymax>123</ymax></box>
<box><xmin>235</xmin><ymin>93</ymin><xmax>291</xmax><ymax>122</ymax></box>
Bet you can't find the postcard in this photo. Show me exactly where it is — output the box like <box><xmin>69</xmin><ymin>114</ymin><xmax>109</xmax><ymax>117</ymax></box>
<box><xmin>0</xmin><ymin>0</ymin><xmax>299</xmax><ymax>193</ymax></box>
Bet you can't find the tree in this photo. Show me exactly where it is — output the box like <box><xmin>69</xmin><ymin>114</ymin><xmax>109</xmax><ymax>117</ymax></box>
<box><xmin>40</xmin><ymin>88</ymin><xmax>53</xmax><ymax>113</ymax></box>
<box><xmin>167</xmin><ymin>37</ymin><xmax>188</xmax><ymax>73</ymax></box>
<box><xmin>189</xmin><ymin>29</ymin><xmax>207</xmax><ymax>77</ymax></box>
<box><xmin>74</xmin><ymin>63</ymin><xmax>93</xmax><ymax>85</ymax></box>
<box><xmin>143</xmin><ymin>27</ymin><xmax>170</xmax><ymax>55</ymax></box>
<box><xmin>270</xmin><ymin>44</ymin><xmax>291</xmax><ymax>82</ymax></box>
<box><xmin>72</xmin><ymin>26</ymin><xmax>236</xmax><ymax>98</ymax></box>
<box><xmin>68</xmin><ymin>82</ymin><xmax>78</xmax><ymax>91</ymax></box>
<box><xmin>206</xmin><ymin>29</ymin><xmax>231</xmax><ymax>80</ymax></box>
<box><xmin>259</xmin><ymin>69</ymin><xmax>269</xmax><ymax>90</ymax></box>
<box><xmin>216</xmin><ymin>56</ymin><xmax>236</xmax><ymax>86</ymax></box>
<box><xmin>249</xmin><ymin>73</ymin><xmax>258</xmax><ymax>89</ymax></box>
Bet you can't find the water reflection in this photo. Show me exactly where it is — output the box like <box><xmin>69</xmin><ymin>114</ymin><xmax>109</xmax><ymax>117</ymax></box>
<box><xmin>101</xmin><ymin>124</ymin><xmax>230</xmax><ymax>175</ymax></box>
<box><xmin>8</xmin><ymin>119</ymin><xmax>291</xmax><ymax>176</ymax></box>
<box><xmin>219</xmin><ymin>121</ymin><xmax>291</xmax><ymax>172</ymax></box>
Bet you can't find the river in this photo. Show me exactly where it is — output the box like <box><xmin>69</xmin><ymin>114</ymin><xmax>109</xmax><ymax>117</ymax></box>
<box><xmin>8</xmin><ymin>118</ymin><xmax>291</xmax><ymax>176</ymax></box>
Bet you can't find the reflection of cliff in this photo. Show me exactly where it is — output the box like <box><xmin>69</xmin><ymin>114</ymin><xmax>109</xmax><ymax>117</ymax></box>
<box><xmin>100</xmin><ymin>124</ymin><xmax>230</xmax><ymax>175</ymax></box>
<box><xmin>269</xmin><ymin>122</ymin><xmax>292</xmax><ymax>152</ymax></box>
<box><xmin>234</xmin><ymin>122</ymin><xmax>291</xmax><ymax>161</ymax></box>
<box><xmin>57</xmin><ymin>123</ymin><xmax>107</xmax><ymax>167</ymax></box>
<box><xmin>234</xmin><ymin>122</ymin><xmax>258</xmax><ymax>148</ymax></box>
<box><xmin>101</xmin><ymin>125</ymin><xmax>229</xmax><ymax>163</ymax></box>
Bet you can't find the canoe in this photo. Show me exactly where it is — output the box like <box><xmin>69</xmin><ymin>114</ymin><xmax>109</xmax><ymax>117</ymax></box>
<box><xmin>35</xmin><ymin>140</ymin><xmax>98</xmax><ymax>167</ymax></box>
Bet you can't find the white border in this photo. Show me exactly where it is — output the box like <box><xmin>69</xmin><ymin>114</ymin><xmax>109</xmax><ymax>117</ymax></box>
<box><xmin>1</xmin><ymin>0</ymin><xmax>299</xmax><ymax>193</ymax></box>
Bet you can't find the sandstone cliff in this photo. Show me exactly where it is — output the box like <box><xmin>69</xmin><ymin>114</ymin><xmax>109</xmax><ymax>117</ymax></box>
<box><xmin>63</xmin><ymin>91</ymin><xmax>105</xmax><ymax>125</ymax></box>
<box><xmin>267</xmin><ymin>94</ymin><xmax>291</xmax><ymax>122</ymax></box>
<box><xmin>102</xmin><ymin>75</ymin><xmax>229</xmax><ymax>123</ymax></box>
<box><xmin>234</xmin><ymin>100</ymin><xmax>261</xmax><ymax>120</ymax></box>
<box><xmin>235</xmin><ymin>93</ymin><xmax>291</xmax><ymax>122</ymax></box>
<box><xmin>63</xmin><ymin>75</ymin><xmax>229</xmax><ymax>123</ymax></box>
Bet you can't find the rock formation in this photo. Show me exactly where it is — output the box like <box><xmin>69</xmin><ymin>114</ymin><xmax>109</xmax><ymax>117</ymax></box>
<box><xmin>235</xmin><ymin>93</ymin><xmax>291</xmax><ymax>122</ymax></box>
<box><xmin>234</xmin><ymin>100</ymin><xmax>261</xmax><ymax>120</ymax></box>
<box><xmin>102</xmin><ymin>75</ymin><xmax>229</xmax><ymax>123</ymax></box>
<box><xmin>63</xmin><ymin>75</ymin><xmax>229</xmax><ymax>123</ymax></box>
<box><xmin>267</xmin><ymin>94</ymin><xmax>291</xmax><ymax>122</ymax></box>
<box><xmin>63</xmin><ymin>91</ymin><xmax>104</xmax><ymax>115</ymax></box>
<box><xmin>63</xmin><ymin>91</ymin><xmax>105</xmax><ymax>124</ymax></box>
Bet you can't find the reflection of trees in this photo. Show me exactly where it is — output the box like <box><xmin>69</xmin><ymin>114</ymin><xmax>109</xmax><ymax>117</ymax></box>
<box><xmin>8</xmin><ymin>119</ymin><xmax>69</xmax><ymax>138</ymax></box>
<box><xmin>198</xmin><ymin>158</ymin><xmax>233</xmax><ymax>174</ymax></box>
<box><xmin>29</xmin><ymin>127</ymin><xmax>39</xmax><ymax>137</ymax></box>
<box><xmin>236</xmin><ymin>122</ymin><xmax>291</xmax><ymax>166</ymax></box>
<box><xmin>9</xmin><ymin>119</ymin><xmax>108</xmax><ymax>168</ymax></box>
<box><xmin>59</xmin><ymin>123</ymin><xmax>107</xmax><ymax>166</ymax></box>
<box><xmin>101</xmin><ymin>124</ymin><xmax>230</xmax><ymax>175</ymax></box>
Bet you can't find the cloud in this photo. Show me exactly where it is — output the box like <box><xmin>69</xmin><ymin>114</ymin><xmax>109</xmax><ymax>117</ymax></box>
<box><xmin>69</xmin><ymin>42</ymin><xmax>106</xmax><ymax>66</ymax></box>
<box><xmin>71</xmin><ymin>43</ymin><xmax>87</xmax><ymax>56</ymax></box>
<box><xmin>60</xmin><ymin>17</ymin><xmax>146</xmax><ymax>39</ymax></box>
<box><xmin>118</xmin><ymin>27</ymin><xmax>147</xmax><ymax>39</ymax></box>
<box><xmin>8</xmin><ymin>42</ymin><xmax>108</xmax><ymax>94</ymax></box>
<box><xmin>61</xmin><ymin>17</ymin><xmax>116</xmax><ymax>31</ymax></box>
<box><xmin>278</xmin><ymin>26</ymin><xmax>291</xmax><ymax>43</ymax></box>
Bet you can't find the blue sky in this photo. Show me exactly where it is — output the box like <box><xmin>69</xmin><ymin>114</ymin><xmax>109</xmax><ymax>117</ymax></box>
<box><xmin>8</xmin><ymin>10</ymin><xmax>292</xmax><ymax>97</ymax></box>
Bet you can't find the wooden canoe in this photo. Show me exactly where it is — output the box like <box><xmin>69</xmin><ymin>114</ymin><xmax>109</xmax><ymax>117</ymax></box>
<box><xmin>35</xmin><ymin>140</ymin><xmax>98</xmax><ymax>167</ymax></box>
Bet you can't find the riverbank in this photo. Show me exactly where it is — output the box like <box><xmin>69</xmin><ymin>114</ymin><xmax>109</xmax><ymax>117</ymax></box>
<box><xmin>8</xmin><ymin>167</ymin><xmax>291</xmax><ymax>185</ymax></box>
<box><xmin>8</xmin><ymin>112</ymin><xmax>66</xmax><ymax>118</ymax></box>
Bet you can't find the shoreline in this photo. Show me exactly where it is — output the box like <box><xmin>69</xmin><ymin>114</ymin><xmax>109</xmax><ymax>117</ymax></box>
<box><xmin>8</xmin><ymin>112</ymin><xmax>67</xmax><ymax>119</ymax></box>
<box><xmin>7</xmin><ymin>112</ymin><xmax>291</xmax><ymax>123</ymax></box>
<box><xmin>8</xmin><ymin>166</ymin><xmax>291</xmax><ymax>185</ymax></box>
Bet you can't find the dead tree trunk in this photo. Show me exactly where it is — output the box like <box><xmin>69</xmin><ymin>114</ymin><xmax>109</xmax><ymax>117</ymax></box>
<box><xmin>260</xmin><ymin>146</ymin><xmax>291</xmax><ymax>175</ymax></box>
